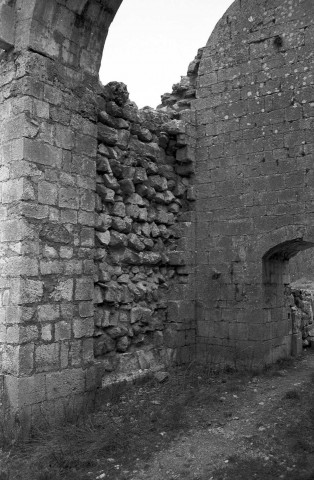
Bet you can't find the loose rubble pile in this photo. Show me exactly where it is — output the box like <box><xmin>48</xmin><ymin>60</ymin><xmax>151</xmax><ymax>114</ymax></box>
<box><xmin>93</xmin><ymin>75</ymin><xmax>197</xmax><ymax>374</ymax></box>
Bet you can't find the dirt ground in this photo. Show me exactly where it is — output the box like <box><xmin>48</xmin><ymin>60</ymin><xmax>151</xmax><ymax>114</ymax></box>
<box><xmin>2</xmin><ymin>350</ymin><xmax>314</xmax><ymax>480</ymax></box>
<box><xmin>126</xmin><ymin>352</ymin><xmax>314</xmax><ymax>480</ymax></box>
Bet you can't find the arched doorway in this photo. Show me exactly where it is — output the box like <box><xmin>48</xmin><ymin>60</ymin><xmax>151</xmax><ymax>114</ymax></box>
<box><xmin>263</xmin><ymin>239</ymin><xmax>314</xmax><ymax>357</ymax></box>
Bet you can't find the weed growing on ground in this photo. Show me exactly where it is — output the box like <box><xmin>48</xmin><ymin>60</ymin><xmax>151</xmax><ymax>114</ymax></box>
<box><xmin>2</xmin><ymin>354</ymin><xmax>314</xmax><ymax>480</ymax></box>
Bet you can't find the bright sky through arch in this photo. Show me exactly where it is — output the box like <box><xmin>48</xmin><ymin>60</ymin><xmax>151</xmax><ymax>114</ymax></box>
<box><xmin>100</xmin><ymin>0</ymin><xmax>235</xmax><ymax>109</ymax></box>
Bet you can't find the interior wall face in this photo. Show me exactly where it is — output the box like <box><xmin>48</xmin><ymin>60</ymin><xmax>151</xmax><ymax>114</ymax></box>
<box><xmin>194</xmin><ymin>0</ymin><xmax>314</xmax><ymax>366</ymax></box>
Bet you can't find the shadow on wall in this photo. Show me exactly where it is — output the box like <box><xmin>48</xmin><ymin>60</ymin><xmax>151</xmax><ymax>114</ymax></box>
<box><xmin>263</xmin><ymin>239</ymin><xmax>314</xmax><ymax>291</ymax></box>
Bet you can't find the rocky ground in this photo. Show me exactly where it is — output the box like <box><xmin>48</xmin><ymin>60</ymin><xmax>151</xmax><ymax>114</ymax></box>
<box><xmin>2</xmin><ymin>350</ymin><xmax>314</xmax><ymax>479</ymax></box>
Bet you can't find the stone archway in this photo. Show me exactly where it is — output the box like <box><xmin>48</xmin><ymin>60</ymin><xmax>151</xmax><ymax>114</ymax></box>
<box><xmin>4</xmin><ymin>0</ymin><xmax>123</xmax><ymax>74</ymax></box>
<box><xmin>263</xmin><ymin>239</ymin><xmax>314</xmax><ymax>357</ymax></box>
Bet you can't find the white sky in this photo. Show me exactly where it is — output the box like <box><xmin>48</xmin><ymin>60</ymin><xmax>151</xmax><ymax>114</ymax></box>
<box><xmin>100</xmin><ymin>0</ymin><xmax>235</xmax><ymax>108</ymax></box>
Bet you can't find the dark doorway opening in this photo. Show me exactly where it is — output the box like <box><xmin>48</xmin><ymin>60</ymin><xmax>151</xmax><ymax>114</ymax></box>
<box><xmin>263</xmin><ymin>239</ymin><xmax>314</xmax><ymax>356</ymax></box>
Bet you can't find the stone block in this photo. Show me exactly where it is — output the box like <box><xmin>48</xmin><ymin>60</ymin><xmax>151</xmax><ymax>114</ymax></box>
<box><xmin>55</xmin><ymin>321</ymin><xmax>72</xmax><ymax>341</ymax></box>
<box><xmin>49</xmin><ymin>279</ymin><xmax>73</xmax><ymax>302</ymax></box>
<box><xmin>82</xmin><ymin>338</ymin><xmax>94</xmax><ymax>363</ymax></box>
<box><xmin>79</xmin><ymin>301</ymin><xmax>94</xmax><ymax>318</ymax></box>
<box><xmin>64</xmin><ymin>260</ymin><xmax>83</xmax><ymax>276</ymax></box>
<box><xmin>70</xmin><ymin>340</ymin><xmax>82</xmax><ymax>366</ymax></box>
<box><xmin>75</xmin><ymin>278</ymin><xmax>94</xmax><ymax>301</ymax></box>
<box><xmin>60</xmin><ymin>342</ymin><xmax>69</xmax><ymax>369</ymax></box>
<box><xmin>5</xmin><ymin>373</ymin><xmax>46</xmax><ymax>410</ymax></box>
<box><xmin>40</xmin><ymin>260</ymin><xmax>63</xmax><ymax>275</ymax></box>
<box><xmin>94</xmin><ymin>285</ymin><xmax>105</xmax><ymax>304</ymax></box>
<box><xmin>164</xmin><ymin>327</ymin><xmax>185</xmax><ymax>348</ymax></box>
<box><xmin>0</xmin><ymin>4</ymin><xmax>15</xmax><ymax>50</ymax></box>
<box><xmin>80</xmin><ymin>190</ymin><xmax>95</xmax><ymax>212</ymax></box>
<box><xmin>103</xmin><ymin>283</ymin><xmax>122</xmax><ymax>303</ymax></box>
<box><xmin>117</xmin><ymin>129</ymin><xmax>130</xmax><ymax>150</ymax></box>
<box><xmin>16</xmin><ymin>325</ymin><xmax>38</xmax><ymax>344</ymax></box>
<box><xmin>59</xmin><ymin>187</ymin><xmax>79</xmax><ymax>209</ymax></box>
<box><xmin>35</xmin><ymin>343</ymin><xmax>60</xmax><ymax>372</ymax></box>
<box><xmin>3</xmin><ymin>343</ymin><xmax>34</xmax><ymax>376</ymax></box>
<box><xmin>103</xmin><ymin>173</ymin><xmax>119</xmax><ymax>190</ymax></box>
<box><xmin>2</xmin><ymin>257</ymin><xmax>38</xmax><ymax>277</ymax></box>
<box><xmin>20</xmin><ymin>279</ymin><xmax>44</xmax><ymax>304</ymax></box>
<box><xmin>74</xmin><ymin>133</ymin><xmax>97</xmax><ymax>158</ymax></box>
<box><xmin>41</xmin><ymin>324</ymin><xmax>52</xmax><ymax>342</ymax></box>
<box><xmin>148</xmin><ymin>175</ymin><xmax>167</xmax><ymax>192</ymax></box>
<box><xmin>73</xmin><ymin>318</ymin><xmax>94</xmax><ymax>338</ymax></box>
<box><xmin>96</xmin><ymin>231</ymin><xmax>110</xmax><ymax>246</ymax></box>
<box><xmin>40</xmin><ymin>218</ymin><xmax>71</xmax><ymax>240</ymax></box>
<box><xmin>96</xmin><ymin>185</ymin><xmax>115</xmax><ymax>203</ymax></box>
<box><xmin>43</xmin><ymin>84</ymin><xmax>62</xmax><ymax>105</ymax></box>
<box><xmin>2</xmin><ymin>178</ymin><xmax>35</xmax><ymax>203</ymax></box>
<box><xmin>60</xmin><ymin>246</ymin><xmax>73</xmax><ymax>259</ymax></box>
<box><xmin>98</xmin><ymin>111</ymin><xmax>129</xmax><ymax>129</ymax></box>
<box><xmin>5</xmin><ymin>306</ymin><xmax>34</xmax><ymax>325</ymax></box>
<box><xmin>98</xmin><ymin>124</ymin><xmax>118</xmax><ymax>146</ymax></box>
<box><xmin>130</xmin><ymin>307</ymin><xmax>152</xmax><ymax>324</ymax></box>
<box><xmin>109</xmin><ymin>231</ymin><xmax>127</xmax><ymax>247</ymax></box>
<box><xmin>38</xmin><ymin>181</ymin><xmax>58</xmax><ymax>205</ymax></box>
<box><xmin>61</xmin><ymin>209</ymin><xmax>77</xmax><ymax>224</ymax></box>
<box><xmin>38</xmin><ymin>304</ymin><xmax>60</xmax><ymax>322</ymax></box>
<box><xmin>46</xmin><ymin>368</ymin><xmax>85</xmax><ymax>400</ymax></box>
<box><xmin>23</xmin><ymin>138</ymin><xmax>62</xmax><ymax>168</ymax></box>
<box><xmin>0</xmin><ymin>218</ymin><xmax>34</xmax><ymax>243</ymax></box>
<box><xmin>94</xmin><ymin>333</ymin><xmax>115</xmax><ymax>356</ymax></box>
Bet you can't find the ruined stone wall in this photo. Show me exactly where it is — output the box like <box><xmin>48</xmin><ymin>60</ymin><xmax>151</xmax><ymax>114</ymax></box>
<box><xmin>0</xmin><ymin>38</ymin><xmax>198</xmax><ymax>430</ymax></box>
<box><xmin>93</xmin><ymin>81</ymin><xmax>196</xmax><ymax>380</ymax></box>
<box><xmin>194</xmin><ymin>0</ymin><xmax>314</xmax><ymax>366</ymax></box>
<box><xmin>4</xmin><ymin>0</ymin><xmax>314</xmax><ymax>426</ymax></box>
<box><xmin>0</xmin><ymin>0</ymin><xmax>200</xmax><ymax>429</ymax></box>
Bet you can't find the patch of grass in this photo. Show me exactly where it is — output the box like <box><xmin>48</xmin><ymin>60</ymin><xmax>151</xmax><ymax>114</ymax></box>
<box><xmin>3</xmin><ymin>354</ymin><xmax>314</xmax><ymax>480</ymax></box>
<box><xmin>254</xmin><ymin>356</ymin><xmax>295</xmax><ymax>379</ymax></box>
<box><xmin>2</xmin><ymin>367</ymin><xmax>210</xmax><ymax>479</ymax></box>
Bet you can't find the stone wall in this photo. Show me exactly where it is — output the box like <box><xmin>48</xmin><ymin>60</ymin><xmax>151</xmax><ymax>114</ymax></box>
<box><xmin>93</xmin><ymin>81</ymin><xmax>196</xmax><ymax>380</ymax></box>
<box><xmin>194</xmin><ymin>0</ymin><xmax>314</xmax><ymax>366</ymax></box>
<box><xmin>0</xmin><ymin>47</ymin><xmax>100</xmax><ymax>427</ymax></box>
<box><xmin>0</xmin><ymin>41</ymin><xmax>197</xmax><ymax>424</ymax></box>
